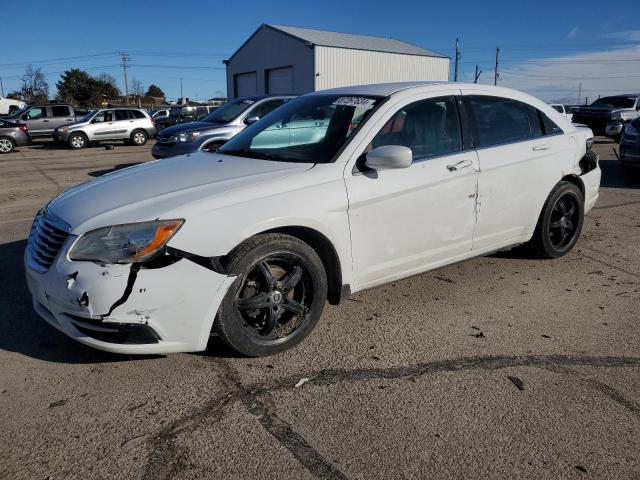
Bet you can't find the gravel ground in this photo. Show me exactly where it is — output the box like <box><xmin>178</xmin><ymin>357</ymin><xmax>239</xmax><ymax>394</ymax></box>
<box><xmin>0</xmin><ymin>138</ymin><xmax>638</xmax><ymax>480</ymax></box>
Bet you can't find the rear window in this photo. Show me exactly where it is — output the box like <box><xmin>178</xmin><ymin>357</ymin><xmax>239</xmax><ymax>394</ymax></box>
<box><xmin>51</xmin><ymin>105</ymin><xmax>71</xmax><ymax>117</ymax></box>
<box><xmin>131</xmin><ymin>110</ymin><xmax>146</xmax><ymax>119</ymax></box>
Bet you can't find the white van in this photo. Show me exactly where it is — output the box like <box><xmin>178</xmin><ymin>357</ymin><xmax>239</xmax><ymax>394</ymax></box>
<box><xmin>0</xmin><ymin>97</ymin><xmax>26</xmax><ymax>116</ymax></box>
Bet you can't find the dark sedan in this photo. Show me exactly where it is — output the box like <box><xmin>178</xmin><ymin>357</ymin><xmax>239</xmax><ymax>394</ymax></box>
<box><xmin>0</xmin><ymin>119</ymin><xmax>31</xmax><ymax>154</ymax></box>
<box><xmin>619</xmin><ymin>117</ymin><xmax>640</xmax><ymax>173</ymax></box>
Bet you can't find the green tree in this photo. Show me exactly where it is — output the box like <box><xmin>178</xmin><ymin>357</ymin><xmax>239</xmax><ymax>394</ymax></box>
<box><xmin>20</xmin><ymin>65</ymin><xmax>49</xmax><ymax>103</ymax></box>
<box><xmin>146</xmin><ymin>84</ymin><xmax>165</xmax><ymax>98</ymax></box>
<box><xmin>56</xmin><ymin>69</ymin><xmax>120</xmax><ymax>106</ymax></box>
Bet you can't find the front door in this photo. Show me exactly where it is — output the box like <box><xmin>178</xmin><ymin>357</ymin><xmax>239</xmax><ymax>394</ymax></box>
<box><xmin>345</xmin><ymin>94</ymin><xmax>479</xmax><ymax>289</ymax></box>
<box><xmin>88</xmin><ymin>110</ymin><xmax>115</xmax><ymax>139</ymax></box>
<box><xmin>21</xmin><ymin>107</ymin><xmax>49</xmax><ymax>135</ymax></box>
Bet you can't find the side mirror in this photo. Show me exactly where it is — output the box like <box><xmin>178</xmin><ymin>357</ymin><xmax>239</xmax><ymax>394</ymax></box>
<box><xmin>365</xmin><ymin>145</ymin><xmax>412</xmax><ymax>170</ymax></box>
<box><xmin>244</xmin><ymin>115</ymin><xmax>260</xmax><ymax>125</ymax></box>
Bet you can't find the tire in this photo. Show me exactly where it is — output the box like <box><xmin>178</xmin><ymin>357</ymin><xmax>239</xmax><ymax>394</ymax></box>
<box><xmin>0</xmin><ymin>137</ymin><xmax>15</xmax><ymax>154</ymax></box>
<box><xmin>214</xmin><ymin>233</ymin><xmax>328</xmax><ymax>357</ymax></box>
<box><xmin>130</xmin><ymin>130</ymin><xmax>148</xmax><ymax>146</ymax></box>
<box><xmin>527</xmin><ymin>181</ymin><xmax>584</xmax><ymax>259</ymax></box>
<box><xmin>68</xmin><ymin>132</ymin><xmax>88</xmax><ymax>149</ymax></box>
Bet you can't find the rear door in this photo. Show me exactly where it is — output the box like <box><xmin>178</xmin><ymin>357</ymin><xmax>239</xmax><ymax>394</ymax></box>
<box><xmin>463</xmin><ymin>92</ymin><xmax>570</xmax><ymax>250</ymax></box>
<box><xmin>49</xmin><ymin>105</ymin><xmax>75</xmax><ymax>129</ymax></box>
<box><xmin>113</xmin><ymin>109</ymin><xmax>133</xmax><ymax>138</ymax></box>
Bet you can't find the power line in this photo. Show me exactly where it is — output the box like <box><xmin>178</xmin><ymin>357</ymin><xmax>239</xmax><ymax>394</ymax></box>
<box><xmin>500</xmin><ymin>69</ymin><xmax>640</xmax><ymax>80</ymax></box>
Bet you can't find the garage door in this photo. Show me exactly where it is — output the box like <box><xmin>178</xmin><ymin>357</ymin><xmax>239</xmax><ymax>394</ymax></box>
<box><xmin>235</xmin><ymin>72</ymin><xmax>257</xmax><ymax>97</ymax></box>
<box><xmin>266</xmin><ymin>67</ymin><xmax>293</xmax><ymax>94</ymax></box>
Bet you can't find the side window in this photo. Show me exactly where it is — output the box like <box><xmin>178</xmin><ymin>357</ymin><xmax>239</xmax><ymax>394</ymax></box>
<box><xmin>542</xmin><ymin>114</ymin><xmax>563</xmax><ymax>136</ymax></box>
<box><xmin>131</xmin><ymin>110</ymin><xmax>145</xmax><ymax>119</ymax></box>
<box><xmin>115</xmin><ymin>110</ymin><xmax>130</xmax><ymax>121</ymax></box>
<box><xmin>92</xmin><ymin>111</ymin><xmax>106</xmax><ymax>123</ymax></box>
<box><xmin>526</xmin><ymin>105</ymin><xmax>544</xmax><ymax>138</ymax></box>
<box><xmin>250</xmin><ymin>99</ymin><xmax>285</xmax><ymax>119</ymax></box>
<box><xmin>469</xmin><ymin>96</ymin><xmax>532</xmax><ymax>147</ymax></box>
<box><xmin>51</xmin><ymin>106</ymin><xmax>71</xmax><ymax>117</ymax></box>
<box><xmin>370</xmin><ymin>96</ymin><xmax>462</xmax><ymax>160</ymax></box>
<box><xmin>25</xmin><ymin>107</ymin><xmax>46</xmax><ymax>120</ymax></box>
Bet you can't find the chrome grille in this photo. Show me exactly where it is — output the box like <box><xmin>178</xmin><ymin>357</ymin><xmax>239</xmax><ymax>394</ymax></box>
<box><xmin>27</xmin><ymin>209</ymin><xmax>70</xmax><ymax>271</ymax></box>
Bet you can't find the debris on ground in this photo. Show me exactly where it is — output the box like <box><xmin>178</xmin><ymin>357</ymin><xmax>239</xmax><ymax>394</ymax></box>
<box><xmin>507</xmin><ymin>376</ymin><xmax>525</xmax><ymax>391</ymax></box>
<box><xmin>295</xmin><ymin>378</ymin><xmax>310</xmax><ymax>388</ymax></box>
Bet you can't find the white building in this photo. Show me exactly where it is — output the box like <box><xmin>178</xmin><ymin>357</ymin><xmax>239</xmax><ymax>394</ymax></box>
<box><xmin>225</xmin><ymin>24</ymin><xmax>450</xmax><ymax>98</ymax></box>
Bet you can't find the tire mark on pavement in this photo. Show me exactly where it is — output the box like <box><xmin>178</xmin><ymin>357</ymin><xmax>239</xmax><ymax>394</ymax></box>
<box><xmin>142</xmin><ymin>354</ymin><xmax>640</xmax><ymax>479</ymax></box>
<box><xmin>243</xmin><ymin>396</ymin><xmax>348</xmax><ymax>480</ymax></box>
<box><xmin>576</xmin><ymin>250</ymin><xmax>640</xmax><ymax>279</ymax></box>
<box><xmin>31</xmin><ymin>164</ymin><xmax>63</xmax><ymax>192</ymax></box>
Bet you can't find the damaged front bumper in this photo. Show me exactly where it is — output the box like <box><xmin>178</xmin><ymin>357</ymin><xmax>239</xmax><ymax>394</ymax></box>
<box><xmin>24</xmin><ymin>240</ymin><xmax>236</xmax><ymax>354</ymax></box>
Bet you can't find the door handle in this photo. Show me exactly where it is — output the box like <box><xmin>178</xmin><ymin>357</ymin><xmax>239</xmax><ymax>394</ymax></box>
<box><xmin>532</xmin><ymin>144</ymin><xmax>551</xmax><ymax>151</ymax></box>
<box><xmin>42</xmin><ymin>120</ymin><xmax>49</xmax><ymax>123</ymax></box>
<box><xmin>446</xmin><ymin>159</ymin><xmax>473</xmax><ymax>172</ymax></box>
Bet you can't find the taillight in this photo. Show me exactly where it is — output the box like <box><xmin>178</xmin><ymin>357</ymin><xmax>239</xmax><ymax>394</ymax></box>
<box><xmin>18</xmin><ymin>124</ymin><xmax>28</xmax><ymax>132</ymax></box>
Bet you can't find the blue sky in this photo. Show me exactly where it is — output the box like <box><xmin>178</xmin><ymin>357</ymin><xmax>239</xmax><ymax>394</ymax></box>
<box><xmin>1</xmin><ymin>0</ymin><xmax>638</xmax><ymax>102</ymax></box>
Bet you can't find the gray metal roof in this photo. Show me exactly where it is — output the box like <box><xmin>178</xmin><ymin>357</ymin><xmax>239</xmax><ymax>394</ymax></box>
<box><xmin>267</xmin><ymin>24</ymin><xmax>448</xmax><ymax>58</ymax></box>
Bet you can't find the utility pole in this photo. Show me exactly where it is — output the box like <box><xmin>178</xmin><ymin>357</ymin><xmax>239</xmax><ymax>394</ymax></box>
<box><xmin>474</xmin><ymin>65</ymin><xmax>482</xmax><ymax>83</ymax></box>
<box><xmin>454</xmin><ymin>38</ymin><xmax>460</xmax><ymax>82</ymax></box>
<box><xmin>180</xmin><ymin>78</ymin><xmax>183</xmax><ymax>101</ymax></box>
<box><xmin>0</xmin><ymin>77</ymin><xmax>4</xmax><ymax>97</ymax></box>
<box><xmin>577</xmin><ymin>82</ymin><xmax>582</xmax><ymax>105</ymax></box>
<box><xmin>494</xmin><ymin>47</ymin><xmax>500</xmax><ymax>86</ymax></box>
<box><xmin>120</xmin><ymin>52</ymin><xmax>131</xmax><ymax>105</ymax></box>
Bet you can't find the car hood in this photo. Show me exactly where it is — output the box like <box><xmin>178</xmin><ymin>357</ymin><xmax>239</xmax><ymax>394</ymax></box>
<box><xmin>47</xmin><ymin>151</ymin><xmax>313</xmax><ymax>234</ymax></box>
<box><xmin>157</xmin><ymin>121</ymin><xmax>226</xmax><ymax>136</ymax></box>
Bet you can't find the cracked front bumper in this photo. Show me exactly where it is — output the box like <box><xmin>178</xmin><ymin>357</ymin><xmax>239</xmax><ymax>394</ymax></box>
<box><xmin>24</xmin><ymin>245</ymin><xmax>236</xmax><ymax>354</ymax></box>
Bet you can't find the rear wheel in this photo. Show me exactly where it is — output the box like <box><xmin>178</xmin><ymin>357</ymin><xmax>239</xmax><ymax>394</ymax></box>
<box><xmin>527</xmin><ymin>181</ymin><xmax>584</xmax><ymax>258</ymax></box>
<box><xmin>68</xmin><ymin>132</ymin><xmax>87</xmax><ymax>149</ymax></box>
<box><xmin>0</xmin><ymin>137</ymin><xmax>15</xmax><ymax>154</ymax></box>
<box><xmin>214</xmin><ymin>234</ymin><xmax>327</xmax><ymax>357</ymax></box>
<box><xmin>130</xmin><ymin>130</ymin><xmax>148</xmax><ymax>146</ymax></box>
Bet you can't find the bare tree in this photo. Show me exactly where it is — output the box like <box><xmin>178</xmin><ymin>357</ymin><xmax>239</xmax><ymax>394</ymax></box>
<box><xmin>129</xmin><ymin>78</ymin><xmax>145</xmax><ymax>98</ymax></box>
<box><xmin>21</xmin><ymin>65</ymin><xmax>49</xmax><ymax>103</ymax></box>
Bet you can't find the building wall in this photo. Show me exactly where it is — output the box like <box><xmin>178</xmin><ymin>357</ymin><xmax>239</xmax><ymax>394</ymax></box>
<box><xmin>314</xmin><ymin>46</ymin><xmax>450</xmax><ymax>91</ymax></box>
<box><xmin>226</xmin><ymin>27</ymin><xmax>315</xmax><ymax>98</ymax></box>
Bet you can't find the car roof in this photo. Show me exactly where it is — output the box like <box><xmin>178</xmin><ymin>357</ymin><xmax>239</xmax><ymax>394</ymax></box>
<box><xmin>307</xmin><ymin>81</ymin><xmax>537</xmax><ymax>98</ymax></box>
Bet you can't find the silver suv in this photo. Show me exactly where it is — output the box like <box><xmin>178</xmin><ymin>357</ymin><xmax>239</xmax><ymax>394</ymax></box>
<box><xmin>54</xmin><ymin>108</ymin><xmax>156</xmax><ymax>149</ymax></box>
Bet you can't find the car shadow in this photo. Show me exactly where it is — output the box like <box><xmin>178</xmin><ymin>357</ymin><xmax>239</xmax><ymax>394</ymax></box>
<box><xmin>599</xmin><ymin>156</ymin><xmax>640</xmax><ymax>189</ymax></box>
<box><xmin>89</xmin><ymin>163</ymin><xmax>142</xmax><ymax>177</ymax></box>
<box><xmin>0</xmin><ymin>239</ymin><xmax>154</xmax><ymax>364</ymax></box>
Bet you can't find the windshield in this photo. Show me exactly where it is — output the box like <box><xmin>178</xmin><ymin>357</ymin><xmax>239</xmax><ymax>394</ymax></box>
<box><xmin>202</xmin><ymin>98</ymin><xmax>256</xmax><ymax>124</ymax></box>
<box><xmin>218</xmin><ymin>94</ymin><xmax>382</xmax><ymax>163</ymax></box>
<box><xmin>79</xmin><ymin>109</ymin><xmax>97</xmax><ymax>123</ymax></box>
<box><xmin>591</xmin><ymin>96</ymin><xmax>636</xmax><ymax>109</ymax></box>
<box><xmin>8</xmin><ymin>107</ymin><xmax>28</xmax><ymax>118</ymax></box>
<box><xmin>169</xmin><ymin>106</ymin><xmax>182</xmax><ymax>117</ymax></box>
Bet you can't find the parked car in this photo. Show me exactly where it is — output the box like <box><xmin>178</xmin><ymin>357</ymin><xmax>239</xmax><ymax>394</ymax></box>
<box><xmin>572</xmin><ymin>94</ymin><xmax>640</xmax><ymax>141</ymax></box>
<box><xmin>0</xmin><ymin>119</ymin><xmax>31</xmax><ymax>153</ymax></box>
<box><xmin>53</xmin><ymin>107</ymin><xmax>156</xmax><ymax>149</ymax></box>
<box><xmin>5</xmin><ymin>104</ymin><xmax>79</xmax><ymax>138</ymax></box>
<box><xmin>151</xmin><ymin>108</ymin><xmax>170</xmax><ymax>120</ymax></box>
<box><xmin>0</xmin><ymin>97</ymin><xmax>26</xmax><ymax>117</ymax></box>
<box><xmin>550</xmin><ymin>104</ymin><xmax>573</xmax><ymax>122</ymax></box>
<box><xmin>152</xmin><ymin>96</ymin><xmax>293</xmax><ymax>159</ymax></box>
<box><xmin>619</xmin><ymin>116</ymin><xmax>640</xmax><ymax>173</ymax></box>
<box><xmin>25</xmin><ymin>82</ymin><xmax>600</xmax><ymax>357</ymax></box>
<box><xmin>155</xmin><ymin>105</ymin><xmax>217</xmax><ymax>130</ymax></box>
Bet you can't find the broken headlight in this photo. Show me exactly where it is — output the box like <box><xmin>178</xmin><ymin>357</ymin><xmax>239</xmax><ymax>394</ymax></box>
<box><xmin>69</xmin><ymin>219</ymin><xmax>184</xmax><ymax>264</ymax></box>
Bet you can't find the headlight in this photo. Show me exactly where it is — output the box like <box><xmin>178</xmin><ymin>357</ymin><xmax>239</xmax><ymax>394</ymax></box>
<box><xmin>173</xmin><ymin>131</ymin><xmax>201</xmax><ymax>143</ymax></box>
<box><xmin>611</xmin><ymin>112</ymin><xmax>623</xmax><ymax>121</ymax></box>
<box><xmin>69</xmin><ymin>219</ymin><xmax>184</xmax><ymax>264</ymax></box>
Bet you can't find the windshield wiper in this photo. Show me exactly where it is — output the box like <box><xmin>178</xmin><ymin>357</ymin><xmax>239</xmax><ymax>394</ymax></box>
<box><xmin>220</xmin><ymin>149</ymin><xmax>274</xmax><ymax>160</ymax></box>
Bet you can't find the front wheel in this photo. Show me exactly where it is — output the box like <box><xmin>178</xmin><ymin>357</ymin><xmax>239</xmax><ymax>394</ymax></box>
<box><xmin>214</xmin><ymin>234</ymin><xmax>328</xmax><ymax>357</ymax></box>
<box><xmin>68</xmin><ymin>133</ymin><xmax>87</xmax><ymax>149</ymax></box>
<box><xmin>0</xmin><ymin>137</ymin><xmax>15</xmax><ymax>154</ymax></box>
<box><xmin>527</xmin><ymin>181</ymin><xmax>584</xmax><ymax>258</ymax></box>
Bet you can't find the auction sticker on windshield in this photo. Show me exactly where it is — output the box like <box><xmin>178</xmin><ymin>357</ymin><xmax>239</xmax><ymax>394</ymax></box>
<box><xmin>333</xmin><ymin>97</ymin><xmax>376</xmax><ymax>107</ymax></box>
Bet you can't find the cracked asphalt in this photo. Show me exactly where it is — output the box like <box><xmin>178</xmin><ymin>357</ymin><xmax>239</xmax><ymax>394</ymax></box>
<box><xmin>0</xmin><ymin>138</ymin><xmax>639</xmax><ymax>480</ymax></box>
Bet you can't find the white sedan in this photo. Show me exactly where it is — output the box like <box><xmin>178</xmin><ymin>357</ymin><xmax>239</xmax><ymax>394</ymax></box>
<box><xmin>25</xmin><ymin>82</ymin><xmax>601</xmax><ymax>357</ymax></box>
